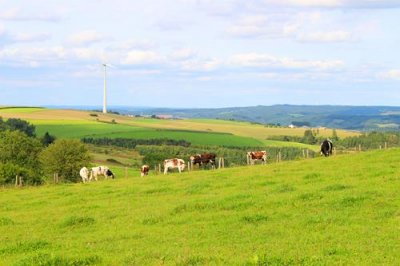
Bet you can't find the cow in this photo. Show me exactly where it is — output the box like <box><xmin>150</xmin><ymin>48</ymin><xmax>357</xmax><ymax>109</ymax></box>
<box><xmin>90</xmin><ymin>166</ymin><xmax>115</xmax><ymax>181</ymax></box>
<box><xmin>247</xmin><ymin>151</ymin><xmax>267</xmax><ymax>165</ymax></box>
<box><xmin>163</xmin><ymin>158</ymin><xmax>185</xmax><ymax>175</ymax></box>
<box><xmin>189</xmin><ymin>153</ymin><xmax>216</xmax><ymax>169</ymax></box>
<box><xmin>79</xmin><ymin>167</ymin><xmax>91</xmax><ymax>183</ymax></box>
<box><xmin>141</xmin><ymin>165</ymin><xmax>150</xmax><ymax>177</ymax></box>
<box><xmin>320</xmin><ymin>139</ymin><xmax>333</xmax><ymax>157</ymax></box>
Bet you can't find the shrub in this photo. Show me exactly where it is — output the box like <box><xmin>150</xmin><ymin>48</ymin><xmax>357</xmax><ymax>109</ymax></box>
<box><xmin>40</xmin><ymin>139</ymin><xmax>91</xmax><ymax>183</ymax></box>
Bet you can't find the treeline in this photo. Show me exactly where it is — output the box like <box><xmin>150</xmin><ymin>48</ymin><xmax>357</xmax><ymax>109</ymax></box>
<box><xmin>268</xmin><ymin>129</ymin><xmax>338</xmax><ymax>145</ymax></box>
<box><xmin>0</xmin><ymin>118</ymin><xmax>90</xmax><ymax>185</ymax></box>
<box><xmin>336</xmin><ymin>131</ymin><xmax>400</xmax><ymax>150</ymax></box>
<box><xmin>81</xmin><ymin>137</ymin><xmax>191</xmax><ymax>148</ymax></box>
<box><xmin>270</xmin><ymin>129</ymin><xmax>400</xmax><ymax>150</ymax></box>
<box><xmin>136</xmin><ymin>145</ymin><xmax>315</xmax><ymax>168</ymax></box>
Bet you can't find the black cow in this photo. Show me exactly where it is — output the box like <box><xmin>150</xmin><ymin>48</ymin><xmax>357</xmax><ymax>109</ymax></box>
<box><xmin>190</xmin><ymin>153</ymin><xmax>217</xmax><ymax>169</ymax></box>
<box><xmin>320</xmin><ymin>139</ymin><xmax>333</xmax><ymax>157</ymax></box>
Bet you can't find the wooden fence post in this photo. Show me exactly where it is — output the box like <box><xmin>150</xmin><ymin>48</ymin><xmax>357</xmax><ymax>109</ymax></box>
<box><xmin>302</xmin><ymin>150</ymin><xmax>305</xmax><ymax>158</ymax></box>
<box><xmin>15</xmin><ymin>175</ymin><xmax>18</xmax><ymax>187</ymax></box>
<box><xmin>221</xmin><ymin>157</ymin><xmax>225</xmax><ymax>168</ymax></box>
<box><xmin>306</xmin><ymin>149</ymin><xmax>309</xmax><ymax>159</ymax></box>
<box><xmin>218</xmin><ymin>158</ymin><xmax>222</xmax><ymax>169</ymax></box>
<box><xmin>385</xmin><ymin>142</ymin><xmax>388</xmax><ymax>149</ymax></box>
<box><xmin>158</xmin><ymin>164</ymin><xmax>161</xmax><ymax>174</ymax></box>
<box><xmin>246</xmin><ymin>154</ymin><xmax>250</xmax><ymax>165</ymax></box>
<box><xmin>358</xmin><ymin>144</ymin><xmax>361</xmax><ymax>152</ymax></box>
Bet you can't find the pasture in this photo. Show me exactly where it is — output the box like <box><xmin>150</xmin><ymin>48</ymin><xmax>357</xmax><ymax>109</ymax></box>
<box><xmin>1</xmin><ymin>149</ymin><xmax>399</xmax><ymax>265</ymax></box>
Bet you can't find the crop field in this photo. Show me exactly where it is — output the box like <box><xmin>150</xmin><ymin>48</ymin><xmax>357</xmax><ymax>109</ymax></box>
<box><xmin>0</xmin><ymin>108</ymin><xmax>359</xmax><ymax>145</ymax></box>
<box><xmin>1</xmin><ymin>149</ymin><xmax>399</xmax><ymax>265</ymax></box>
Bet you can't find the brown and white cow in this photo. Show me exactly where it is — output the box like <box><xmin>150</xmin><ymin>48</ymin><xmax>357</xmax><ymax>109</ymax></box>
<box><xmin>247</xmin><ymin>151</ymin><xmax>267</xmax><ymax>165</ymax></box>
<box><xmin>164</xmin><ymin>158</ymin><xmax>185</xmax><ymax>175</ymax></box>
<box><xmin>141</xmin><ymin>165</ymin><xmax>150</xmax><ymax>177</ymax></box>
<box><xmin>190</xmin><ymin>153</ymin><xmax>216</xmax><ymax>169</ymax></box>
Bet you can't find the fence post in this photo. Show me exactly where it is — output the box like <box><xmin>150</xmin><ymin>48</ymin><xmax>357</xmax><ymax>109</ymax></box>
<box><xmin>385</xmin><ymin>142</ymin><xmax>388</xmax><ymax>149</ymax></box>
<box><xmin>306</xmin><ymin>149</ymin><xmax>309</xmax><ymax>159</ymax></box>
<box><xmin>246</xmin><ymin>154</ymin><xmax>250</xmax><ymax>165</ymax></box>
<box><xmin>218</xmin><ymin>158</ymin><xmax>222</xmax><ymax>169</ymax></box>
<box><xmin>302</xmin><ymin>150</ymin><xmax>305</xmax><ymax>159</ymax></box>
<box><xmin>358</xmin><ymin>144</ymin><xmax>361</xmax><ymax>152</ymax></box>
<box><xmin>221</xmin><ymin>157</ymin><xmax>225</xmax><ymax>168</ymax></box>
<box><xmin>158</xmin><ymin>164</ymin><xmax>161</xmax><ymax>174</ymax></box>
<box><xmin>379</xmin><ymin>145</ymin><xmax>382</xmax><ymax>150</ymax></box>
<box><xmin>15</xmin><ymin>175</ymin><xmax>18</xmax><ymax>187</ymax></box>
<box><xmin>19</xmin><ymin>176</ymin><xmax>23</xmax><ymax>187</ymax></box>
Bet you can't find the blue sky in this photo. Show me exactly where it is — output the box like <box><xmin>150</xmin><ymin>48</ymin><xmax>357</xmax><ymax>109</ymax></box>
<box><xmin>0</xmin><ymin>0</ymin><xmax>399</xmax><ymax>108</ymax></box>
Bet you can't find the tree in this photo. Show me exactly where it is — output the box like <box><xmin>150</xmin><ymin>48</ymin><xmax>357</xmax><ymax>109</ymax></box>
<box><xmin>4</xmin><ymin>118</ymin><xmax>36</xmax><ymax>137</ymax></box>
<box><xmin>302</xmin><ymin>129</ymin><xmax>317</xmax><ymax>144</ymax></box>
<box><xmin>331</xmin><ymin>129</ymin><xmax>339</xmax><ymax>141</ymax></box>
<box><xmin>41</xmin><ymin>132</ymin><xmax>56</xmax><ymax>146</ymax></box>
<box><xmin>0</xmin><ymin>131</ymin><xmax>43</xmax><ymax>185</ymax></box>
<box><xmin>40</xmin><ymin>139</ymin><xmax>91</xmax><ymax>183</ymax></box>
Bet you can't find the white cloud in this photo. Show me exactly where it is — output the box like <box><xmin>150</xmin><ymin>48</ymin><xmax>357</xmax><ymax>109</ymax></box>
<box><xmin>377</xmin><ymin>69</ymin><xmax>400</xmax><ymax>80</ymax></box>
<box><xmin>180</xmin><ymin>58</ymin><xmax>221</xmax><ymax>71</ymax></box>
<box><xmin>121</xmin><ymin>50</ymin><xmax>164</xmax><ymax>65</ymax></box>
<box><xmin>68</xmin><ymin>30</ymin><xmax>110</xmax><ymax>45</ymax></box>
<box><xmin>170</xmin><ymin>48</ymin><xmax>197</xmax><ymax>61</ymax></box>
<box><xmin>10</xmin><ymin>32</ymin><xmax>51</xmax><ymax>42</ymax></box>
<box><xmin>0</xmin><ymin>8</ymin><xmax>63</xmax><ymax>22</ymax></box>
<box><xmin>230</xmin><ymin>53</ymin><xmax>344</xmax><ymax>70</ymax></box>
<box><xmin>0</xmin><ymin>46</ymin><xmax>67</xmax><ymax>66</ymax></box>
<box><xmin>298</xmin><ymin>30</ymin><xmax>352</xmax><ymax>42</ymax></box>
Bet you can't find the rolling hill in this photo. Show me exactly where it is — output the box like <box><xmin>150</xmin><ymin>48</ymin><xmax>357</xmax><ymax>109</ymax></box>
<box><xmin>109</xmin><ymin>104</ymin><xmax>400</xmax><ymax>130</ymax></box>
<box><xmin>0</xmin><ymin>148</ymin><xmax>399</xmax><ymax>265</ymax></box>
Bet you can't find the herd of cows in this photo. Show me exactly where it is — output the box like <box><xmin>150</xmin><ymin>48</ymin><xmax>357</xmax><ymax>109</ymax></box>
<box><xmin>79</xmin><ymin>139</ymin><xmax>334</xmax><ymax>183</ymax></box>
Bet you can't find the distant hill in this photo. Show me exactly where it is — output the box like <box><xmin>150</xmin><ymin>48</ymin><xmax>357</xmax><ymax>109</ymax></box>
<box><xmin>110</xmin><ymin>105</ymin><xmax>400</xmax><ymax>131</ymax></box>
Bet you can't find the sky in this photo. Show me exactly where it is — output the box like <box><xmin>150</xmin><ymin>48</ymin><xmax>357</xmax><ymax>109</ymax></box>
<box><xmin>0</xmin><ymin>0</ymin><xmax>399</xmax><ymax>108</ymax></box>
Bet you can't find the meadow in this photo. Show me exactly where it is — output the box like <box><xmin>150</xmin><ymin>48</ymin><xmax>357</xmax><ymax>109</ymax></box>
<box><xmin>1</xmin><ymin>149</ymin><xmax>399</xmax><ymax>265</ymax></box>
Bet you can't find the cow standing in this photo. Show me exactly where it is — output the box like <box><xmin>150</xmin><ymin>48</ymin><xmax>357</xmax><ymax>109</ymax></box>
<box><xmin>190</xmin><ymin>153</ymin><xmax>216</xmax><ymax>169</ymax></box>
<box><xmin>90</xmin><ymin>166</ymin><xmax>115</xmax><ymax>181</ymax></box>
<box><xmin>320</xmin><ymin>139</ymin><xmax>333</xmax><ymax>157</ymax></box>
<box><xmin>247</xmin><ymin>151</ymin><xmax>267</xmax><ymax>165</ymax></box>
<box><xmin>141</xmin><ymin>165</ymin><xmax>150</xmax><ymax>177</ymax></box>
<box><xmin>79</xmin><ymin>167</ymin><xmax>91</xmax><ymax>183</ymax></box>
<box><xmin>163</xmin><ymin>159</ymin><xmax>185</xmax><ymax>174</ymax></box>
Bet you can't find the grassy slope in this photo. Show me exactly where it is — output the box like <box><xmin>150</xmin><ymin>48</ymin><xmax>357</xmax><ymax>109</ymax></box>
<box><xmin>1</xmin><ymin>149</ymin><xmax>399</xmax><ymax>265</ymax></box>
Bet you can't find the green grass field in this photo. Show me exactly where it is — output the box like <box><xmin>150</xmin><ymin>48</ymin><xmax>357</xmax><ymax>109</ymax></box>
<box><xmin>1</xmin><ymin>149</ymin><xmax>399</xmax><ymax>265</ymax></box>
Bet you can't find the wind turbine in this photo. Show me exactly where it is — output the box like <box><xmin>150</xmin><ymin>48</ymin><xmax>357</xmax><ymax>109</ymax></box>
<box><xmin>102</xmin><ymin>63</ymin><xmax>115</xmax><ymax>114</ymax></box>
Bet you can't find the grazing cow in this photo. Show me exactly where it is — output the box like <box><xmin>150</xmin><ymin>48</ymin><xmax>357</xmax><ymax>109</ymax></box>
<box><xmin>141</xmin><ymin>165</ymin><xmax>150</xmax><ymax>177</ymax></box>
<box><xmin>320</xmin><ymin>139</ymin><xmax>333</xmax><ymax>157</ymax></box>
<box><xmin>79</xmin><ymin>167</ymin><xmax>91</xmax><ymax>183</ymax></box>
<box><xmin>163</xmin><ymin>158</ymin><xmax>185</xmax><ymax>175</ymax></box>
<box><xmin>90</xmin><ymin>166</ymin><xmax>115</xmax><ymax>181</ymax></box>
<box><xmin>190</xmin><ymin>153</ymin><xmax>217</xmax><ymax>169</ymax></box>
<box><xmin>247</xmin><ymin>151</ymin><xmax>267</xmax><ymax>165</ymax></box>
